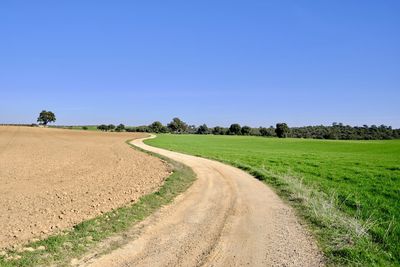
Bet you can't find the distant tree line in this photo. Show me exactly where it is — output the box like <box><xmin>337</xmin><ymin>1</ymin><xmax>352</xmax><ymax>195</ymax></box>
<box><xmin>289</xmin><ymin>123</ymin><xmax>400</xmax><ymax>140</ymax></box>
<box><xmin>0</xmin><ymin>123</ymin><xmax>39</xmax><ymax>127</ymax></box>
<box><xmin>97</xmin><ymin>124</ymin><xmax>125</xmax><ymax>132</ymax></box>
<box><xmin>122</xmin><ymin>118</ymin><xmax>400</xmax><ymax>140</ymax></box>
<box><xmin>27</xmin><ymin>110</ymin><xmax>399</xmax><ymax>140</ymax></box>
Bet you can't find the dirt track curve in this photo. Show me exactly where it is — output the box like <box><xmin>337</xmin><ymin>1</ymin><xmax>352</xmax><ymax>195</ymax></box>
<box><xmin>82</xmin><ymin>135</ymin><xmax>324</xmax><ymax>267</ymax></box>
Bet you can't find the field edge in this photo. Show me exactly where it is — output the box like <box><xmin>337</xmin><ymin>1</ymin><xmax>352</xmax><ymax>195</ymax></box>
<box><xmin>144</xmin><ymin>136</ymin><xmax>395</xmax><ymax>266</ymax></box>
<box><xmin>0</xmin><ymin>137</ymin><xmax>196</xmax><ymax>267</ymax></box>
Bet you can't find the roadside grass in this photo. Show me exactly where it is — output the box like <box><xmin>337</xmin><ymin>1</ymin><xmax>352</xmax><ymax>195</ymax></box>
<box><xmin>145</xmin><ymin>134</ymin><xmax>400</xmax><ymax>266</ymax></box>
<box><xmin>0</xmin><ymin>139</ymin><xmax>195</xmax><ymax>267</ymax></box>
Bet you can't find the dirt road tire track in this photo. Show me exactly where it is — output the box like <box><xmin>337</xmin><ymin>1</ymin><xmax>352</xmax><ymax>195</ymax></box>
<box><xmin>82</xmin><ymin>135</ymin><xmax>324</xmax><ymax>267</ymax></box>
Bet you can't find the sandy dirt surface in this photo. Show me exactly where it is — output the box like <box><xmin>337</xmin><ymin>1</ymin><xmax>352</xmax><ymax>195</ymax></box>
<box><xmin>0</xmin><ymin>126</ymin><xmax>169</xmax><ymax>249</ymax></box>
<box><xmin>80</xmin><ymin>136</ymin><xmax>324</xmax><ymax>267</ymax></box>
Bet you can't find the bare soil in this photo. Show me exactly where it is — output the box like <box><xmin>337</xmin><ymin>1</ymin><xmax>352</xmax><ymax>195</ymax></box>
<box><xmin>0</xmin><ymin>126</ymin><xmax>169</xmax><ymax>249</ymax></box>
<box><xmin>79</xmin><ymin>136</ymin><xmax>324</xmax><ymax>267</ymax></box>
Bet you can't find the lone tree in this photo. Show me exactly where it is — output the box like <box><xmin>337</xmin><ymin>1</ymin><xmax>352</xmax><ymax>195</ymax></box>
<box><xmin>167</xmin><ymin>117</ymin><xmax>188</xmax><ymax>134</ymax></box>
<box><xmin>37</xmin><ymin>110</ymin><xmax>56</xmax><ymax>126</ymax></box>
<box><xmin>275</xmin><ymin>123</ymin><xmax>289</xmax><ymax>138</ymax></box>
<box><xmin>228</xmin><ymin>123</ymin><xmax>241</xmax><ymax>135</ymax></box>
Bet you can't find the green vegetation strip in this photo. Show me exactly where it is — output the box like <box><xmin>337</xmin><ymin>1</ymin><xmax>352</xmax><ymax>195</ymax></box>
<box><xmin>145</xmin><ymin>134</ymin><xmax>400</xmax><ymax>266</ymax></box>
<box><xmin>0</xmin><ymin>140</ymin><xmax>196</xmax><ymax>267</ymax></box>
<box><xmin>49</xmin><ymin>125</ymin><xmax>99</xmax><ymax>131</ymax></box>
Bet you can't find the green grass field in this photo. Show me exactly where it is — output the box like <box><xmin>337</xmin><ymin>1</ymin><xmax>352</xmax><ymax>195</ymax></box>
<box><xmin>50</xmin><ymin>125</ymin><xmax>99</xmax><ymax>131</ymax></box>
<box><xmin>146</xmin><ymin>135</ymin><xmax>400</xmax><ymax>266</ymax></box>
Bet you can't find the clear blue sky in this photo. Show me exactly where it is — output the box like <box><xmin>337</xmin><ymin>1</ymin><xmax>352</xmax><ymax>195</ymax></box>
<box><xmin>1</xmin><ymin>1</ymin><xmax>399</xmax><ymax>127</ymax></box>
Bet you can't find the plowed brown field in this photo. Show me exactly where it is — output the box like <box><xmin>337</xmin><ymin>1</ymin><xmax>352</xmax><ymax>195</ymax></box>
<box><xmin>0</xmin><ymin>126</ymin><xmax>169</xmax><ymax>249</ymax></box>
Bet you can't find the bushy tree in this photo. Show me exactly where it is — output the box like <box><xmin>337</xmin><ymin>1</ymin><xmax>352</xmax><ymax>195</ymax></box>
<box><xmin>149</xmin><ymin>121</ymin><xmax>166</xmax><ymax>133</ymax></box>
<box><xmin>228</xmin><ymin>124</ymin><xmax>241</xmax><ymax>135</ymax></box>
<box><xmin>82</xmin><ymin>126</ymin><xmax>88</xmax><ymax>130</ymax></box>
<box><xmin>115</xmin><ymin>124</ymin><xmax>125</xmax><ymax>132</ymax></box>
<box><xmin>137</xmin><ymin>125</ymin><xmax>151</xmax><ymax>132</ymax></box>
<box><xmin>275</xmin><ymin>123</ymin><xmax>289</xmax><ymax>138</ymax></box>
<box><xmin>259</xmin><ymin>127</ymin><xmax>268</xmax><ymax>136</ymax></box>
<box><xmin>187</xmin><ymin>125</ymin><xmax>197</xmax><ymax>134</ymax></box>
<box><xmin>196</xmin><ymin>124</ymin><xmax>209</xmax><ymax>134</ymax></box>
<box><xmin>107</xmin><ymin>124</ymin><xmax>116</xmax><ymax>131</ymax></box>
<box><xmin>241</xmin><ymin>126</ymin><xmax>252</xmax><ymax>135</ymax></box>
<box><xmin>212</xmin><ymin>126</ymin><xmax>226</xmax><ymax>135</ymax></box>
<box><xmin>167</xmin><ymin>117</ymin><xmax>188</xmax><ymax>133</ymax></box>
<box><xmin>37</xmin><ymin>110</ymin><xmax>56</xmax><ymax>126</ymax></box>
<box><xmin>97</xmin><ymin>124</ymin><xmax>108</xmax><ymax>131</ymax></box>
<box><xmin>259</xmin><ymin>126</ymin><xmax>275</xmax><ymax>137</ymax></box>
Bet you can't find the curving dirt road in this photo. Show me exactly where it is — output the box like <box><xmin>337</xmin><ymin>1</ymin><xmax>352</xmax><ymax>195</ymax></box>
<box><xmin>81</xmin><ymin>136</ymin><xmax>324</xmax><ymax>267</ymax></box>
